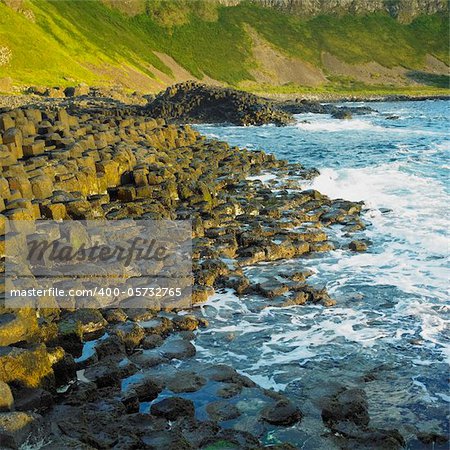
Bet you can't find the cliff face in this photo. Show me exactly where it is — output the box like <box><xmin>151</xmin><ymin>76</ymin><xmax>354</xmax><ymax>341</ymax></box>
<box><xmin>5</xmin><ymin>0</ymin><xmax>447</xmax><ymax>22</ymax></box>
<box><xmin>221</xmin><ymin>0</ymin><xmax>449</xmax><ymax>22</ymax></box>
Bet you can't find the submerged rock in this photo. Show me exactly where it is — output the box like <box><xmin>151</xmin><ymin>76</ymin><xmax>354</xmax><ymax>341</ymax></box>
<box><xmin>322</xmin><ymin>388</ymin><xmax>370</xmax><ymax>427</ymax></box>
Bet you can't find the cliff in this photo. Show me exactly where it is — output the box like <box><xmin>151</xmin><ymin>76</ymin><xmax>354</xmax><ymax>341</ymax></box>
<box><xmin>0</xmin><ymin>0</ymin><xmax>448</xmax><ymax>94</ymax></box>
<box><xmin>248</xmin><ymin>0</ymin><xmax>449</xmax><ymax>23</ymax></box>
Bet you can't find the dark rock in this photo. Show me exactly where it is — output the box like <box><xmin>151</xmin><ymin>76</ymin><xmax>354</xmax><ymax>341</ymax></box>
<box><xmin>322</xmin><ymin>388</ymin><xmax>370</xmax><ymax>428</ymax></box>
<box><xmin>147</xmin><ymin>82</ymin><xmax>293</xmax><ymax>126</ymax></box>
<box><xmin>142</xmin><ymin>430</ymin><xmax>192</xmax><ymax>449</ymax></box>
<box><xmin>172</xmin><ymin>315</ymin><xmax>199</xmax><ymax>331</ymax></box>
<box><xmin>214</xmin><ymin>429</ymin><xmax>260</xmax><ymax>449</ymax></box>
<box><xmin>84</xmin><ymin>358</ymin><xmax>137</xmax><ymax>388</ymax></box>
<box><xmin>216</xmin><ymin>382</ymin><xmax>243</xmax><ymax>398</ymax></box>
<box><xmin>141</xmin><ymin>317</ymin><xmax>173</xmax><ymax>336</ymax></box>
<box><xmin>206</xmin><ymin>401</ymin><xmax>241</xmax><ymax>421</ymax></box>
<box><xmin>349</xmin><ymin>240</ymin><xmax>368</xmax><ymax>252</ymax></box>
<box><xmin>126</xmin><ymin>376</ymin><xmax>162</xmax><ymax>402</ymax></box>
<box><xmin>120</xmin><ymin>389</ymin><xmax>139</xmax><ymax>414</ymax></box>
<box><xmin>201</xmin><ymin>364</ymin><xmax>256</xmax><ymax>388</ymax></box>
<box><xmin>102</xmin><ymin>308</ymin><xmax>128</xmax><ymax>323</ymax></box>
<box><xmin>159</xmin><ymin>338</ymin><xmax>196</xmax><ymax>360</ymax></box>
<box><xmin>0</xmin><ymin>411</ymin><xmax>42</xmax><ymax>449</ymax></box>
<box><xmin>417</xmin><ymin>431</ymin><xmax>448</xmax><ymax>445</ymax></box>
<box><xmin>141</xmin><ymin>334</ymin><xmax>164</xmax><ymax>349</ymax></box>
<box><xmin>333</xmin><ymin>421</ymin><xmax>405</xmax><ymax>449</ymax></box>
<box><xmin>166</xmin><ymin>371</ymin><xmax>206</xmax><ymax>393</ymax></box>
<box><xmin>332</xmin><ymin>109</ymin><xmax>353</xmax><ymax>119</ymax></box>
<box><xmin>95</xmin><ymin>335</ymin><xmax>126</xmax><ymax>360</ymax></box>
<box><xmin>112</xmin><ymin>322</ymin><xmax>145</xmax><ymax>352</ymax></box>
<box><xmin>261</xmin><ymin>399</ymin><xmax>302</xmax><ymax>426</ymax></box>
<box><xmin>12</xmin><ymin>387</ymin><xmax>53</xmax><ymax>413</ymax></box>
<box><xmin>150</xmin><ymin>397</ymin><xmax>195</xmax><ymax>421</ymax></box>
<box><xmin>52</xmin><ymin>353</ymin><xmax>76</xmax><ymax>386</ymax></box>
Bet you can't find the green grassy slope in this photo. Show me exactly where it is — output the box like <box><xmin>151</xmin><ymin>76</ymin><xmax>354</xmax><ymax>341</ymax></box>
<box><xmin>0</xmin><ymin>0</ymin><xmax>448</xmax><ymax>93</ymax></box>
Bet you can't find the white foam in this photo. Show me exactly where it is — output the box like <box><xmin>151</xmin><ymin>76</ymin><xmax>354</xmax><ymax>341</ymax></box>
<box><xmin>247</xmin><ymin>172</ymin><xmax>277</xmax><ymax>182</ymax></box>
<box><xmin>310</xmin><ymin>163</ymin><xmax>449</xmax><ymax>257</ymax></box>
<box><xmin>308</xmin><ymin>161</ymin><xmax>450</xmax><ymax>363</ymax></box>
<box><xmin>296</xmin><ymin>118</ymin><xmax>382</xmax><ymax>132</ymax></box>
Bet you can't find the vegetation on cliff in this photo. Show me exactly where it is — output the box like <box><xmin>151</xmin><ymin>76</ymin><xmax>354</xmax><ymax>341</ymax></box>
<box><xmin>0</xmin><ymin>0</ymin><xmax>448</xmax><ymax>94</ymax></box>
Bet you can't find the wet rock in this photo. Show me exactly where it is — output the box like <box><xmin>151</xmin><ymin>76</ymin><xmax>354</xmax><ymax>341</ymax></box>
<box><xmin>261</xmin><ymin>399</ymin><xmax>302</xmax><ymax>426</ymax></box>
<box><xmin>322</xmin><ymin>388</ymin><xmax>370</xmax><ymax>428</ymax></box>
<box><xmin>141</xmin><ymin>334</ymin><xmax>164</xmax><ymax>349</ymax></box>
<box><xmin>65</xmin><ymin>309</ymin><xmax>107</xmax><ymax>334</ymax></box>
<box><xmin>112</xmin><ymin>322</ymin><xmax>145</xmax><ymax>352</ymax></box>
<box><xmin>120</xmin><ymin>389</ymin><xmax>139</xmax><ymax>414</ymax></box>
<box><xmin>332</xmin><ymin>109</ymin><xmax>353</xmax><ymax>119</ymax></box>
<box><xmin>52</xmin><ymin>353</ymin><xmax>76</xmax><ymax>386</ymax></box>
<box><xmin>417</xmin><ymin>431</ymin><xmax>448</xmax><ymax>445</ymax></box>
<box><xmin>257</xmin><ymin>280</ymin><xmax>289</xmax><ymax>298</ymax></box>
<box><xmin>141</xmin><ymin>430</ymin><xmax>192</xmax><ymax>449</ymax></box>
<box><xmin>102</xmin><ymin>308</ymin><xmax>128</xmax><ymax>323</ymax></box>
<box><xmin>126</xmin><ymin>376</ymin><xmax>162</xmax><ymax>402</ymax></box>
<box><xmin>214</xmin><ymin>429</ymin><xmax>260</xmax><ymax>449</ymax></box>
<box><xmin>124</xmin><ymin>308</ymin><xmax>156</xmax><ymax>322</ymax></box>
<box><xmin>349</xmin><ymin>240</ymin><xmax>368</xmax><ymax>252</ymax></box>
<box><xmin>278</xmin><ymin>100</ymin><xmax>375</xmax><ymax>117</ymax></box>
<box><xmin>159</xmin><ymin>337</ymin><xmax>196</xmax><ymax>360</ymax></box>
<box><xmin>95</xmin><ymin>335</ymin><xmax>126</xmax><ymax>360</ymax></box>
<box><xmin>281</xmin><ymin>291</ymin><xmax>309</xmax><ymax>306</ymax></box>
<box><xmin>172</xmin><ymin>315</ymin><xmax>200</xmax><ymax>331</ymax></box>
<box><xmin>150</xmin><ymin>397</ymin><xmax>195</xmax><ymax>420</ymax></box>
<box><xmin>53</xmin><ymin>318</ymin><xmax>83</xmax><ymax>357</ymax></box>
<box><xmin>141</xmin><ymin>317</ymin><xmax>173</xmax><ymax>336</ymax></box>
<box><xmin>201</xmin><ymin>364</ymin><xmax>256</xmax><ymax>388</ymax></box>
<box><xmin>206</xmin><ymin>401</ymin><xmax>241</xmax><ymax>421</ymax></box>
<box><xmin>216</xmin><ymin>382</ymin><xmax>243</xmax><ymax>398</ymax></box>
<box><xmin>84</xmin><ymin>358</ymin><xmax>137</xmax><ymax>388</ymax></box>
<box><xmin>62</xmin><ymin>381</ymin><xmax>98</xmax><ymax>406</ymax></box>
<box><xmin>166</xmin><ymin>371</ymin><xmax>206</xmax><ymax>393</ymax></box>
<box><xmin>333</xmin><ymin>421</ymin><xmax>405</xmax><ymax>449</ymax></box>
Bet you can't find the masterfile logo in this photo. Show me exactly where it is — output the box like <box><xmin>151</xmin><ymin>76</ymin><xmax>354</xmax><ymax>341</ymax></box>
<box><xmin>5</xmin><ymin>219</ymin><xmax>192</xmax><ymax>310</ymax></box>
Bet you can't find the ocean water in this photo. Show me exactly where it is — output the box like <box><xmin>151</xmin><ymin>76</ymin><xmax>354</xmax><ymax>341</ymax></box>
<box><xmin>194</xmin><ymin>100</ymin><xmax>450</xmax><ymax>448</ymax></box>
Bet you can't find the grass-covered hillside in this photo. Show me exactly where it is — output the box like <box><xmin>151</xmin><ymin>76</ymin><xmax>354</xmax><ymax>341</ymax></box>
<box><xmin>0</xmin><ymin>0</ymin><xmax>448</xmax><ymax>95</ymax></box>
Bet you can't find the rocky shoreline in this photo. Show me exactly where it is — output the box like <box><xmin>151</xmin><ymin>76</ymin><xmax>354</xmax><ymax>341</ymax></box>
<box><xmin>0</xmin><ymin>84</ymin><xmax>412</xmax><ymax>449</ymax></box>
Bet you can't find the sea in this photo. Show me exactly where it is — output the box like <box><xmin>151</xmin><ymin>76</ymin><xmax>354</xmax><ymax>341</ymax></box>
<box><xmin>194</xmin><ymin>99</ymin><xmax>450</xmax><ymax>448</ymax></box>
